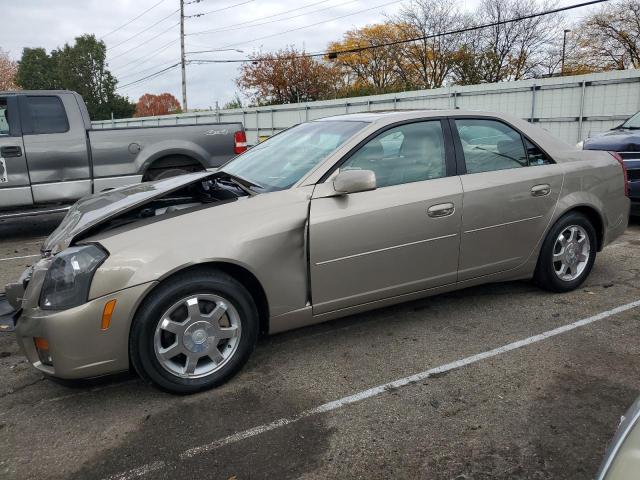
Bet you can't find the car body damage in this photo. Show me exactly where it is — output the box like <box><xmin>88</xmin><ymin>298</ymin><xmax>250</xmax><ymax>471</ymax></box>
<box><xmin>42</xmin><ymin>170</ymin><xmax>259</xmax><ymax>255</ymax></box>
<box><xmin>4</xmin><ymin>110</ymin><xmax>630</xmax><ymax>391</ymax></box>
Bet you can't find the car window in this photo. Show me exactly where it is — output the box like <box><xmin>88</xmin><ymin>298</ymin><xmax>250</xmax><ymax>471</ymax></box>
<box><xmin>340</xmin><ymin>121</ymin><xmax>446</xmax><ymax>188</ymax></box>
<box><xmin>0</xmin><ymin>98</ymin><xmax>9</xmax><ymax>136</ymax></box>
<box><xmin>26</xmin><ymin>96</ymin><xmax>69</xmax><ymax>134</ymax></box>
<box><xmin>221</xmin><ymin>120</ymin><xmax>368</xmax><ymax>191</ymax></box>
<box><xmin>524</xmin><ymin>138</ymin><xmax>552</xmax><ymax>166</ymax></box>
<box><xmin>455</xmin><ymin>119</ymin><xmax>527</xmax><ymax>174</ymax></box>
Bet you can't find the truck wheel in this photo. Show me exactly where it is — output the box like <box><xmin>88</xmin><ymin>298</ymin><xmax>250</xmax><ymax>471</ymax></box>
<box><xmin>148</xmin><ymin>168</ymin><xmax>190</xmax><ymax>180</ymax></box>
<box><xmin>534</xmin><ymin>212</ymin><xmax>597</xmax><ymax>293</ymax></box>
<box><xmin>130</xmin><ymin>269</ymin><xmax>259</xmax><ymax>394</ymax></box>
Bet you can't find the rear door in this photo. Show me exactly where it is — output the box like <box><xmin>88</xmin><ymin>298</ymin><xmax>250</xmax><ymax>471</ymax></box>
<box><xmin>0</xmin><ymin>95</ymin><xmax>32</xmax><ymax>209</ymax></box>
<box><xmin>309</xmin><ymin>119</ymin><xmax>462</xmax><ymax>315</ymax></box>
<box><xmin>19</xmin><ymin>94</ymin><xmax>92</xmax><ymax>204</ymax></box>
<box><xmin>452</xmin><ymin>117</ymin><xmax>563</xmax><ymax>280</ymax></box>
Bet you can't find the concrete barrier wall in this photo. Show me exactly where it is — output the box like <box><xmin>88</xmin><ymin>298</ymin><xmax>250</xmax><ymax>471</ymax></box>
<box><xmin>94</xmin><ymin>69</ymin><xmax>640</xmax><ymax>147</ymax></box>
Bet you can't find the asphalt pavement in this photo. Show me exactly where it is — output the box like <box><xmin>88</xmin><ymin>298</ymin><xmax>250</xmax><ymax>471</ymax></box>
<box><xmin>0</xmin><ymin>214</ymin><xmax>639</xmax><ymax>480</ymax></box>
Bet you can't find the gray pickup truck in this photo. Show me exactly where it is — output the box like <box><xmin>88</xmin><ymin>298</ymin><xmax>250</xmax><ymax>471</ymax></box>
<box><xmin>0</xmin><ymin>90</ymin><xmax>246</xmax><ymax>218</ymax></box>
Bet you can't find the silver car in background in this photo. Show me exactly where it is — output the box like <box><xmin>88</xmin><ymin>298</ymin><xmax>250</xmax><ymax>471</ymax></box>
<box><xmin>597</xmin><ymin>397</ymin><xmax>640</xmax><ymax>480</ymax></box>
<box><xmin>3</xmin><ymin>110</ymin><xmax>630</xmax><ymax>394</ymax></box>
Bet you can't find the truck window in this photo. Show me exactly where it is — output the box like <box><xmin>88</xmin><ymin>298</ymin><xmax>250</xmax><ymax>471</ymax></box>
<box><xmin>26</xmin><ymin>96</ymin><xmax>69</xmax><ymax>134</ymax></box>
<box><xmin>0</xmin><ymin>98</ymin><xmax>9</xmax><ymax>136</ymax></box>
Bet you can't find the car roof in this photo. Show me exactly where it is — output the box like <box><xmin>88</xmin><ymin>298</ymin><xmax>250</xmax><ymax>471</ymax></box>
<box><xmin>315</xmin><ymin>109</ymin><xmax>515</xmax><ymax>125</ymax></box>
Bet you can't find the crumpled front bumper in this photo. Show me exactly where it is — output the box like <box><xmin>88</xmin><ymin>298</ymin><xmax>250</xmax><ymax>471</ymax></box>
<box><xmin>7</xmin><ymin>258</ymin><xmax>157</xmax><ymax>379</ymax></box>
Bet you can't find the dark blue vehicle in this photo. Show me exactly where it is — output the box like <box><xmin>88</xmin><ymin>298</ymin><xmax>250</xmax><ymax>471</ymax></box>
<box><xmin>582</xmin><ymin>113</ymin><xmax>640</xmax><ymax>216</ymax></box>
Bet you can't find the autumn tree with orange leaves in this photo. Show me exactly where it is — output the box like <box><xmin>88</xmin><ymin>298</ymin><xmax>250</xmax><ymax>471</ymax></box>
<box><xmin>237</xmin><ymin>47</ymin><xmax>342</xmax><ymax>105</ymax></box>
<box><xmin>134</xmin><ymin>93</ymin><xmax>182</xmax><ymax>117</ymax></box>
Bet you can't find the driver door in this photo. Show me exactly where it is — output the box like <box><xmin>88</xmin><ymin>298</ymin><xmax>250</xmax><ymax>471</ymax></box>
<box><xmin>0</xmin><ymin>95</ymin><xmax>32</xmax><ymax>208</ymax></box>
<box><xmin>309</xmin><ymin>119</ymin><xmax>463</xmax><ymax>315</ymax></box>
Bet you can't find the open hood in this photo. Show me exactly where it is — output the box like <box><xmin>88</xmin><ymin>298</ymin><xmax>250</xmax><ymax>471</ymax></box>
<box><xmin>43</xmin><ymin>171</ymin><xmax>217</xmax><ymax>255</ymax></box>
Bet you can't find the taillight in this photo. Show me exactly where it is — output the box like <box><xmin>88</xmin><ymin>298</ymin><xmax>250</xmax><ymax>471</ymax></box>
<box><xmin>234</xmin><ymin>130</ymin><xmax>247</xmax><ymax>154</ymax></box>
<box><xmin>609</xmin><ymin>152</ymin><xmax>629</xmax><ymax>197</ymax></box>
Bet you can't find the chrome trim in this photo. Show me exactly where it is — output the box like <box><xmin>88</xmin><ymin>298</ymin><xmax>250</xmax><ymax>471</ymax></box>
<box><xmin>464</xmin><ymin>215</ymin><xmax>543</xmax><ymax>234</ymax></box>
<box><xmin>32</xmin><ymin>179</ymin><xmax>91</xmax><ymax>203</ymax></box>
<box><xmin>94</xmin><ymin>175</ymin><xmax>143</xmax><ymax>192</ymax></box>
<box><xmin>0</xmin><ymin>206</ymin><xmax>70</xmax><ymax>220</ymax></box>
<box><xmin>315</xmin><ymin>233</ymin><xmax>458</xmax><ymax>266</ymax></box>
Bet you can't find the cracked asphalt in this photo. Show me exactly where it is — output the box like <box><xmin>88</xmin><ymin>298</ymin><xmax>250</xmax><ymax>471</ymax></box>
<box><xmin>0</xmin><ymin>214</ymin><xmax>639</xmax><ymax>480</ymax></box>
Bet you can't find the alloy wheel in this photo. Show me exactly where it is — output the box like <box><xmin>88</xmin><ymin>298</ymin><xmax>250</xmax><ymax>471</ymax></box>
<box><xmin>153</xmin><ymin>294</ymin><xmax>241</xmax><ymax>378</ymax></box>
<box><xmin>552</xmin><ymin>224</ymin><xmax>591</xmax><ymax>282</ymax></box>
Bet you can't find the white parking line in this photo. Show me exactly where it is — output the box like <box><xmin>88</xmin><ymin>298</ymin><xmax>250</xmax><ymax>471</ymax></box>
<box><xmin>0</xmin><ymin>254</ymin><xmax>40</xmax><ymax>262</ymax></box>
<box><xmin>104</xmin><ymin>299</ymin><xmax>640</xmax><ymax>479</ymax></box>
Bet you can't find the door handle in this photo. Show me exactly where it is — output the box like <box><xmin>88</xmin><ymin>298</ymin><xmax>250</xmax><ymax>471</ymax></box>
<box><xmin>427</xmin><ymin>202</ymin><xmax>455</xmax><ymax>218</ymax></box>
<box><xmin>531</xmin><ymin>184</ymin><xmax>550</xmax><ymax>197</ymax></box>
<box><xmin>0</xmin><ymin>146</ymin><xmax>22</xmax><ymax>158</ymax></box>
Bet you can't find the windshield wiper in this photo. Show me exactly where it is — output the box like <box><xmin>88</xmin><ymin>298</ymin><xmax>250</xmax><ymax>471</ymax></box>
<box><xmin>620</xmin><ymin>125</ymin><xmax>640</xmax><ymax>130</ymax></box>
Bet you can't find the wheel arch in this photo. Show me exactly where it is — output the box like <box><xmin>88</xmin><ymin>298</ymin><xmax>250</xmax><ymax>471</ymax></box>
<box><xmin>141</xmin><ymin>153</ymin><xmax>205</xmax><ymax>180</ymax></box>
<box><xmin>556</xmin><ymin>204</ymin><xmax>605</xmax><ymax>251</ymax></box>
<box><xmin>131</xmin><ymin>261</ymin><xmax>270</xmax><ymax>337</ymax></box>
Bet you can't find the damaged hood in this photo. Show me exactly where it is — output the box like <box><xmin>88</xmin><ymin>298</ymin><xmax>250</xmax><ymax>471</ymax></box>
<box><xmin>43</xmin><ymin>171</ymin><xmax>216</xmax><ymax>254</ymax></box>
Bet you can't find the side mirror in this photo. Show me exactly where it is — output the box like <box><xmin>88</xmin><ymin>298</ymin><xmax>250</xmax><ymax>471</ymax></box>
<box><xmin>333</xmin><ymin>169</ymin><xmax>376</xmax><ymax>195</ymax></box>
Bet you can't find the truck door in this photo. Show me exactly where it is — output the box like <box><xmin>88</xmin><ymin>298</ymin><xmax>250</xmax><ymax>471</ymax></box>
<box><xmin>19</xmin><ymin>94</ymin><xmax>92</xmax><ymax>204</ymax></box>
<box><xmin>0</xmin><ymin>95</ymin><xmax>32</xmax><ymax>209</ymax></box>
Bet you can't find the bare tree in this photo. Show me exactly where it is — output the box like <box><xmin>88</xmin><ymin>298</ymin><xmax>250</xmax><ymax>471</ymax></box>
<box><xmin>472</xmin><ymin>0</ymin><xmax>562</xmax><ymax>82</ymax></box>
<box><xmin>574</xmin><ymin>0</ymin><xmax>640</xmax><ymax>70</ymax></box>
<box><xmin>390</xmin><ymin>0</ymin><xmax>467</xmax><ymax>89</ymax></box>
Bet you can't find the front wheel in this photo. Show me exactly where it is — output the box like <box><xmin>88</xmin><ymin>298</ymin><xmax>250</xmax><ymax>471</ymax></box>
<box><xmin>130</xmin><ymin>269</ymin><xmax>259</xmax><ymax>394</ymax></box>
<box><xmin>534</xmin><ymin>212</ymin><xmax>597</xmax><ymax>293</ymax></box>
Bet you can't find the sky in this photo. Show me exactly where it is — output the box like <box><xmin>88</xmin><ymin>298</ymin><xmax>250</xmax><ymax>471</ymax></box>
<box><xmin>3</xmin><ymin>0</ymin><xmax>596</xmax><ymax>111</ymax></box>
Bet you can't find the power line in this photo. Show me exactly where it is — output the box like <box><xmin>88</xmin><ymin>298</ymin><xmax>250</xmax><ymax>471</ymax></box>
<box><xmin>188</xmin><ymin>0</ymin><xmax>359</xmax><ymax>37</ymax></box>
<box><xmin>101</xmin><ymin>0</ymin><xmax>168</xmax><ymax>39</ymax></box>
<box><xmin>108</xmin><ymin>22</ymin><xmax>180</xmax><ymax>61</ymax></box>
<box><xmin>108</xmin><ymin>9</ymin><xmax>179</xmax><ymax>50</ymax></box>
<box><xmin>188</xmin><ymin>0</ymin><xmax>336</xmax><ymax>35</ymax></box>
<box><xmin>216</xmin><ymin>0</ymin><xmax>406</xmax><ymax>49</ymax></box>
<box><xmin>111</xmin><ymin>38</ymin><xmax>178</xmax><ymax>72</ymax></box>
<box><xmin>187</xmin><ymin>0</ymin><xmax>612</xmax><ymax>62</ymax></box>
<box><xmin>185</xmin><ymin>0</ymin><xmax>256</xmax><ymax>17</ymax></box>
<box><xmin>116</xmin><ymin>0</ymin><xmax>609</xmax><ymax>94</ymax></box>
<box><xmin>117</xmin><ymin>63</ymin><xmax>180</xmax><ymax>90</ymax></box>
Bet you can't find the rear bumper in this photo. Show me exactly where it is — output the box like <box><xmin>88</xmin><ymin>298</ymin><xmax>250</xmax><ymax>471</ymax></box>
<box><xmin>14</xmin><ymin>282</ymin><xmax>156</xmax><ymax>379</ymax></box>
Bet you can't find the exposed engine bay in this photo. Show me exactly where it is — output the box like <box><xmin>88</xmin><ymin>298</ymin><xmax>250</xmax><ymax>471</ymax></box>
<box><xmin>81</xmin><ymin>174</ymin><xmax>254</xmax><ymax>237</ymax></box>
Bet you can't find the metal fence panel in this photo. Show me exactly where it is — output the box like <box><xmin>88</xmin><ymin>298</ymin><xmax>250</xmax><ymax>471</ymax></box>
<box><xmin>93</xmin><ymin>69</ymin><xmax>640</xmax><ymax>147</ymax></box>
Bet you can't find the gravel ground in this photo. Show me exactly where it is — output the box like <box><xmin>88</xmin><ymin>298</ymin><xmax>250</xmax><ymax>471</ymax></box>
<box><xmin>0</xmin><ymin>214</ymin><xmax>638</xmax><ymax>480</ymax></box>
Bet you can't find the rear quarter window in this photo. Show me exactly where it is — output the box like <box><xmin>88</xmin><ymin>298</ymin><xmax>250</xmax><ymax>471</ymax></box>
<box><xmin>26</xmin><ymin>96</ymin><xmax>69</xmax><ymax>134</ymax></box>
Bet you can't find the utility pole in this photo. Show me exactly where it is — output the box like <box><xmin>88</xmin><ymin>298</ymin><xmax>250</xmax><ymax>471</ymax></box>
<box><xmin>180</xmin><ymin>0</ymin><xmax>188</xmax><ymax>112</ymax></box>
<box><xmin>561</xmin><ymin>29</ymin><xmax>571</xmax><ymax>76</ymax></box>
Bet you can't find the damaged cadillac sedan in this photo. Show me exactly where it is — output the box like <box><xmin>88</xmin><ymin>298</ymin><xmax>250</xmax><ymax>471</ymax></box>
<box><xmin>4</xmin><ymin>110</ymin><xmax>630</xmax><ymax>394</ymax></box>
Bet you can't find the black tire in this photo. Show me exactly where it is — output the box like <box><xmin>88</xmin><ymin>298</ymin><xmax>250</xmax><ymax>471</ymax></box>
<box><xmin>130</xmin><ymin>269</ymin><xmax>259</xmax><ymax>394</ymax></box>
<box><xmin>148</xmin><ymin>168</ymin><xmax>190</xmax><ymax>181</ymax></box>
<box><xmin>534</xmin><ymin>212</ymin><xmax>597</xmax><ymax>293</ymax></box>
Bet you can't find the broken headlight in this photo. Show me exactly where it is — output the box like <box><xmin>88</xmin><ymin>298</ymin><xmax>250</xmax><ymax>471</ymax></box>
<box><xmin>40</xmin><ymin>244</ymin><xmax>108</xmax><ymax>310</ymax></box>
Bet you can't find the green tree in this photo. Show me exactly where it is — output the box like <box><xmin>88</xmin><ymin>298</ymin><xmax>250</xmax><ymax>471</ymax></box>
<box><xmin>15</xmin><ymin>35</ymin><xmax>134</xmax><ymax>120</ymax></box>
<box><xmin>15</xmin><ymin>47</ymin><xmax>59</xmax><ymax>90</ymax></box>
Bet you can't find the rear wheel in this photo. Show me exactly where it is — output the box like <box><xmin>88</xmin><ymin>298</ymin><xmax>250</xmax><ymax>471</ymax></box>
<box><xmin>534</xmin><ymin>212</ymin><xmax>597</xmax><ymax>292</ymax></box>
<box><xmin>147</xmin><ymin>168</ymin><xmax>190</xmax><ymax>181</ymax></box>
<box><xmin>130</xmin><ymin>269</ymin><xmax>258</xmax><ymax>394</ymax></box>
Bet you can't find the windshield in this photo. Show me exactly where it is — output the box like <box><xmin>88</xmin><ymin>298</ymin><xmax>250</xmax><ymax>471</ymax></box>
<box><xmin>220</xmin><ymin>120</ymin><xmax>368</xmax><ymax>191</ymax></box>
<box><xmin>622</xmin><ymin>112</ymin><xmax>640</xmax><ymax>129</ymax></box>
